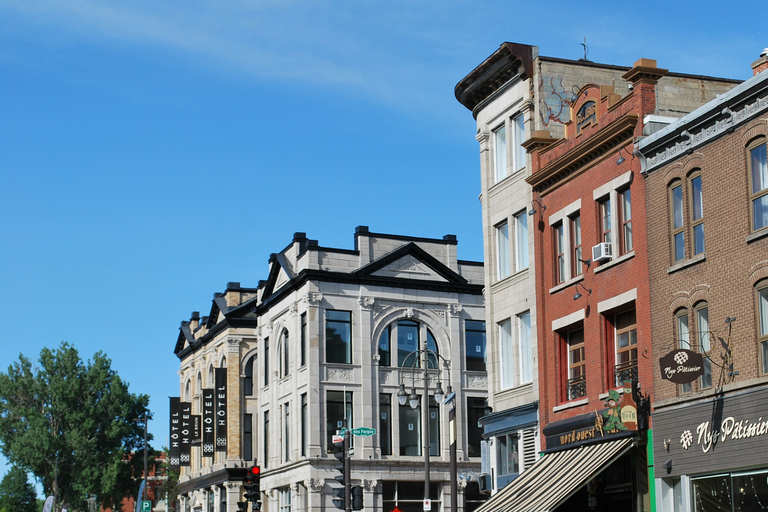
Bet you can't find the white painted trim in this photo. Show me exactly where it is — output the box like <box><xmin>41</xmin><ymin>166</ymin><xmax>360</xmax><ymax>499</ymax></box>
<box><xmin>552</xmin><ymin>308</ymin><xmax>586</xmax><ymax>332</ymax></box>
<box><xmin>597</xmin><ymin>288</ymin><xmax>637</xmax><ymax>313</ymax></box>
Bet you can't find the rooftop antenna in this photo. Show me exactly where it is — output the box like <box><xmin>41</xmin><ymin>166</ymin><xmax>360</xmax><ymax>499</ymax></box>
<box><xmin>581</xmin><ymin>37</ymin><xmax>589</xmax><ymax>61</ymax></box>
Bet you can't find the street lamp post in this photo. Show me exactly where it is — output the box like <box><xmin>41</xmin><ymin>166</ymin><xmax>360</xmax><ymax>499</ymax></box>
<box><xmin>134</xmin><ymin>414</ymin><xmax>150</xmax><ymax>503</ymax></box>
<box><xmin>395</xmin><ymin>349</ymin><xmax>457</xmax><ymax>512</ymax></box>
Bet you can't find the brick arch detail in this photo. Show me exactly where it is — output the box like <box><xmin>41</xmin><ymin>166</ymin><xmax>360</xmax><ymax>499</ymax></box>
<box><xmin>748</xmin><ymin>260</ymin><xmax>768</xmax><ymax>286</ymax></box>
<box><xmin>740</xmin><ymin>120</ymin><xmax>768</xmax><ymax>146</ymax></box>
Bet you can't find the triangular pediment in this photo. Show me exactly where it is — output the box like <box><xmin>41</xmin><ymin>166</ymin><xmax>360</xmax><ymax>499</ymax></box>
<box><xmin>370</xmin><ymin>254</ymin><xmax>449</xmax><ymax>282</ymax></box>
<box><xmin>356</xmin><ymin>242</ymin><xmax>467</xmax><ymax>285</ymax></box>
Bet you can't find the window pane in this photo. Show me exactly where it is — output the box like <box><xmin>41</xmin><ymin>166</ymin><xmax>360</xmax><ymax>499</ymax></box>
<box><xmin>572</xmin><ymin>215</ymin><xmax>582</xmax><ymax>276</ymax></box>
<box><xmin>497</xmin><ymin>434</ymin><xmax>518</xmax><ymax>477</ymax></box>
<box><xmin>519</xmin><ymin>312</ymin><xmax>532</xmax><ymax>383</ymax></box>
<box><xmin>760</xmin><ymin>287</ymin><xmax>768</xmax><ymax>337</ymax></box>
<box><xmin>692</xmin><ymin>475</ymin><xmax>731</xmax><ymax>512</ymax></box>
<box><xmin>326</xmin><ymin>311</ymin><xmax>352</xmax><ymax>364</ymax></box>
<box><xmin>465</xmin><ymin>320</ymin><xmax>486</xmax><ymax>372</ymax></box>
<box><xmin>429</xmin><ymin>396</ymin><xmax>440</xmax><ymax>456</ymax></box>
<box><xmin>380</xmin><ymin>394</ymin><xmax>392</xmax><ymax>455</ymax></box>
<box><xmin>697</xmin><ymin>307</ymin><xmax>711</xmax><ymax>388</ymax></box>
<box><xmin>500</xmin><ymin>320</ymin><xmax>513</xmax><ymax>388</ymax></box>
<box><xmin>515</xmin><ymin>212</ymin><xmax>529</xmax><ymax>271</ymax></box>
<box><xmin>326</xmin><ymin>391</ymin><xmax>352</xmax><ymax>451</ymax></box>
<box><xmin>751</xmin><ymin>143</ymin><xmax>767</xmax><ymax>194</ymax></box>
<box><xmin>497</xmin><ymin>222</ymin><xmax>510</xmax><ymax>279</ymax></box>
<box><xmin>494</xmin><ymin>125</ymin><xmax>507</xmax><ymax>182</ymax></box>
<box><xmin>754</xmin><ymin>195</ymin><xmax>768</xmax><ymax>231</ymax></box>
<box><xmin>379</xmin><ymin>326</ymin><xmax>391</xmax><ymax>367</ymax></box>
<box><xmin>399</xmin><ymin>403</ymin><xmax>421</xmax><ymax>456</ymax></box>
<box><xmin>677</xmin><ymin>314</ymin><xmax>691</xmax><ymax>393</ymax></box>
<box><xmin>672</xmin><ymin>185</ymin><xmax>684</xmax><ymax>229</ymax></box>
<box><xmin>514</xmin><ymin>114</ymin><xmax>525</xmax><ymax>171</ymax></box>
<box><xmin>466</xmin><ymin>398</ymin><xmax>487</xmax><ymax>457</ymax></box>
<box><xmin>397</xmin><ymin>320</ymin><xmax>419</xmax><ymax>367</ymax></box>
<box><xmin>601</xmin><ymin>198</ymin><xmax>612</xmax><ymax>244</ymax></box>
<box><xmin>693</xmin><ymin>224</ymin><xmax>705</xmax><ymax>255</ymax></box>
<box><xmin>674</xmin><ymin>232</ymin><xmax>685</xmax><ymax>262</ymax></box>
<box><xmin>691</xmin><ymin>176</ymin><xmax>703</xmax><ymax>220</ymax></box>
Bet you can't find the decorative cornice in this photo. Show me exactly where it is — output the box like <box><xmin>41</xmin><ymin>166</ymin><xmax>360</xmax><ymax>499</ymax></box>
<box><xmin>527</xmin><ymin>114</ymin><xmax>639</xmax><ymax>195</ymax></box>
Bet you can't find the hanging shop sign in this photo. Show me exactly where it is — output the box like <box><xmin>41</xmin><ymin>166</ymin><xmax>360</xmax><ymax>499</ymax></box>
<box><xmin>544</xmin><ymin>382</ymin><xmax>642</xmax><ymax>450</ymax></box>
<box><xmin>659</xmin><ymin>348</ymin><xmax>704</xmax><ymax>384</ymax></box>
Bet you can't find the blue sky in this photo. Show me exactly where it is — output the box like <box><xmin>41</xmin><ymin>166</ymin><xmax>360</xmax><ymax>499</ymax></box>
<box><xmin>0</xmin><ymin>0</ymin><xmax>764</xmax><ymax>487</ymax></box>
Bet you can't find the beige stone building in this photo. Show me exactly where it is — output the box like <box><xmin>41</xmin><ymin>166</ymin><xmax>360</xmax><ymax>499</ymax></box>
<box><xmin>171</xmin><ymin>227</ymin><xmax>487</xmax><ymax>512</ymax></box>
<box><xmin>454</xmin><ymin>42</ymin><xmax>739</xmax><ymax>494</ymax></box>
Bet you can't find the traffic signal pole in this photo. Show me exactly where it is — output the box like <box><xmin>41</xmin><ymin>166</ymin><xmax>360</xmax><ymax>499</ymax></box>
<box><xmin>344</xmin><ymin>426</ymin><xmax>351</xmax><ymax>512</ymax></box>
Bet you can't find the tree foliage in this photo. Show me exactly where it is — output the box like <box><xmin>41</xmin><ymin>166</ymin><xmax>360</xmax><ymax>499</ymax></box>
<box><xmin>0</xmin><ymin>342</ymin><xmax>151</xmax><ymax>510</ymax></box>
<box><xmin>0</xmin><ymin>466</ymin><xmax>37</xmax><ymax>512</ymax></box>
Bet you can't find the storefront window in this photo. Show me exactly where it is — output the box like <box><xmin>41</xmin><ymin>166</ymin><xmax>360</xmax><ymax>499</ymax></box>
<box><xmin>382</xmin><ymin>481</ymin><xmax>441</xmax><ymax>512</ymax></box>
<box><xmin>692</xmin><ymin>469</ymin><xmax>768</xmax><ymax>512</ymax></box>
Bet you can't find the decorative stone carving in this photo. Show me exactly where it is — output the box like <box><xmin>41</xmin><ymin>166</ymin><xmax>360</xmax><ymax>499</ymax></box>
<box><xmin>224</xmin><ymin>481</ymin><xmax>241</xmax><ymax>491</ymax></box>
<box><xmin>308</xmin><ymin>292</ymin><xmax>324</xmax><ymax>305</ymax></box>
<box><xmin>467</xmin><ymin>375</ymin><xmax>488</xmax><ymax>388</ymax></box>
<box><xmin>380</xmin><ymin>370</ymin><xmax>391</xmax><ymax>385</ymax></box>
<box><xmin>449</xmin><ymin>304</ymin><xmax>463</xmax><ymax>315</ymax></box>
<box><xmin>405</xmin><ymin>307</ymin><xmax>415</xmax><ymax>318</ymax></box>
<box><xmin>227</xmin><ymin>337</ymin><xmax>241</xmax><ymax>353</ymax></box>
<box><xmin>431</xmin><ymin>309</ymin><xmax>446</xmax><ymax>322</ymax></box>
<box><xmin>458</xmin><ymin>479</ymin><xmax>468</xmax><ymax>490</ymax></box>
<box><xmin>289</xmin><ymin>301</ymin><xmax>299</xmax><ymax>315</ymax></box>
<box><xmin>363</xmin><ymin>479</ymin><xmax>377</xmax><ymax>492</ymax></box>
<box><xmin>372</xmin><ymin>354</ymin><xmax>381</xmax><ymax>365</ymax></box>
<box><xmin>327</xmin><ymin>368</ymin><xmax>354</xmax><ymax>382</ymax></box>
<box><xmin>359</xmin><ymin>296</ymin><xmax>375</xmax><ymax>309</ymax></box>
<box><xmin>307</xmin><ymin>478</ymin><xmax>324</xmax><ymax>493</ymax></box>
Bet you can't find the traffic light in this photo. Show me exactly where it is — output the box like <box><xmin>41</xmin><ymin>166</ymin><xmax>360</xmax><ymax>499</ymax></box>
<box><xmin>330</xmin><ymin>434</ymin><xmax>350</xmax><ymax>510</ymax></box>
<box><xmin>243</xmin><ymin>466</ymin><xmax>261</xmax><ymax>511</ymax></box>
<box><xmin>237</xmin><ymin>503</ymin><xmax>248</xmax><ymax>512</ymax></box>
<box><xmin>352</xmin><ymin>485</ymin><xmax>363</xmax><ymax>511</ymax></box>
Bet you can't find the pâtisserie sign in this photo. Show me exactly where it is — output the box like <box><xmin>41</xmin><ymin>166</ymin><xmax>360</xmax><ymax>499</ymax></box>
<box><xmin>659</xmin><ymin>348</ymin><xmax>704</xmax><ymax>384</ymax></box>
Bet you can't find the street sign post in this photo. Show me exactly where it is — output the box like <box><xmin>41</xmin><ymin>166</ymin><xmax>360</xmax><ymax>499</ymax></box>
<box><xmin>141</xmin><ymin>501</ymin><xmax>151</xmax><ymax>512</ymax></box>
<box><xmin>351</xmin><ymin>427</ymin><xmax>376</xmax><ymax>437</ymax></box>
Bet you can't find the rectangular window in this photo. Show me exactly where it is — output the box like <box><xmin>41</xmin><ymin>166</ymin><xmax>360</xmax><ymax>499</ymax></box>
<box><xmin>300</xmin><ymin>393</ymin><xmax>307</xmax><ymax>457</ymax></box>
<box><xmin>494</xmin><ymin>124</ymin><xmax>507</xmax><ymax>183</ymax></box>
<box><xmin>497</xmin><ymin>433</ymin><xmax>519</xmax><ymax>477</ymax></box>
<box><xmin>571</xmin><ymin>214</ymin><xmax>582</xmax><ymax>276</ymax></box>
<box><xmin>399</xmin><ymin>401</ymin><xmax>421</xmax><ymax>456</ymax></box>
<box><xmin>300</xmin><ymin>312</ymin><xmax>307</xmax><ymax>366</ymax></box>
<box><xmin>244</xmin><ymin>413</ymin><xmax>253</xmax><ymax>462</ymax></box>
<box><xmin>513</xmin><ymin>114</ymin><xmax>526</xmax><ymax>172</ymax></box>
<box><xmin>263</xmin><ymin>410</ymin><xmax>270</xmax><ymax>469</ymax></box>
<box><xmin>326</xmin><ymin>391</ymin><xmax>353</xmax><ymax>452</ymax></box>
<box><xmin>676</xmin><ymin>312</ymin><xmax>691</xmax><ymax>394</ymax></box>
<box><xmin>428</xmin><ymin>396</ymin><xmax>439</xmax><ymax>457</ymax></box>
<box><xmin>466</xmin><ymin>397</ymin><xmax>487</xmax><ymax>457</ymax></box>
<box><xmin>620</xmin><ymin>189</ymin><xmax>633</xmax><ymax>254</ymax></box>
<box><xmin>554</xmin><ymin>222</ymin><xmax>566</xmax><ymax>284</ymax></box>
<box><xmin>514</xmin><ymin>211</ymin><xmax>529</xmax><ymax>271</ymax></box>
<box><xmin>518</xmin><ymin>311</ymin><xmax>532</xmax><ymax>383</ymax></box>
<box><xmin>750</xmin><ymin>141</ymin><xmax>768</xmax><ymax>231</ymax></box>
<box><xmin>264</xmin><ymin>337</ymin><xmax>270</xmax><ymax>386</ymax></box>
<box><xmin>283</xmin><ymin>402</ymin><xmax>290</xmax><ymax>463</ymax></box>
<box><xmin>671</xmin><ymin>183</ymin><xmax>685</xmax><ymax>262</ymax></box>
<box><xmin>567</xmin><ymin>329</ymin><xmax>585</xmax><ymax>400</ymax></box>
<box><xmin>690</xmin><ymin>175</ymin><xmax>704</xmax><ymax>255</ymax></box>
<box><xmin>499</xmin><ymin>319</ymin><xmax>513</xmax><ymax>389</ymax></box>
<box><xmin>380</xmin><ymin>394</ymin><xmax>392</xmax><ymax>455</ymax></box>
<box><xmin>696</xmin><ymin>305</ymin><xmax>711</xmax><ymax>388</ymax></box>
<box><xmin>378</xmin><ymin>325</ymin><xmax>391</xmax><ymax>366</ymax></box>
<box><xmin>758</xmin><ymin>284</ymin><xmax>768</xmax><ymax>374</ymax></box>
<box><xmin>465</xmin><ymin>320</ymin><xmax>487</xmax><ymax>371</ymax></box>
<box><xmin>326</xmin><ymin>310</ymin><xmax>352</xmax><ymax>364</ymax></box>
<box><xmin>600</xmin><ymin>197</ymin><xmax>612</xmax><ymax>245</ymax></box>
<box><xmin>279</xmin><ymin>487</ymin><xmax>292</xmax><ymax>512</ymax></box>
<box><xmin>615</xmin><ymin>310</ymin><xmax>638</xmax><ymax>386</ymax></box>
<box><xmin>496</xmin><ymin>221</ymin><xmax>510</xmax><ymax>280</ymax></box>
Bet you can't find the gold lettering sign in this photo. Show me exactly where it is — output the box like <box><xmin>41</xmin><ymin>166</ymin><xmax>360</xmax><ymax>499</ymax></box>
<box><xmin>576</xmin><ymin>101</ymin><xmax>597</xmax><ymax>134</ymax></box>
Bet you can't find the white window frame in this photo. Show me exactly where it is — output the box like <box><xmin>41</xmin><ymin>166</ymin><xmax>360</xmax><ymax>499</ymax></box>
<box><xmin>493</xmin><ymin>124</ymin><xmax>507</xmax><ymax>183</ymax></box>
<box><xmin>496</xmin><ymin>221</ymin><xmax>510</xmax><ymax>280</ymax></box>
<box><xmin>518</xmin><ymin>311</ymin><xmax>532</xmax><ymax>384</ymax></box>
<box><xmin>512</xmin><ymin>113</ymin><xmax>526</xmax><ymax>173</ymax></box>
<box><xmin>514</xmin><ymin>210</ymin><xmax>529</xmax><ymax>272</ymax></box>
<box><xmin>499</xmin><ymin>319</ymin><xmax>513</xmax><ymax>389</ymax></box>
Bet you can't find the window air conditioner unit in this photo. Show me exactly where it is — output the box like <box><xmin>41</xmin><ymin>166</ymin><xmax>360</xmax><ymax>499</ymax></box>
<box><xmin>592</xmin><ymin>242</ymin><xmax>613</xmax><ymax>263</ymax></box>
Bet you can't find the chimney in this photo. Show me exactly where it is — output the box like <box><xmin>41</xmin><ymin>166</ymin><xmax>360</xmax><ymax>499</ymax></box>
<box><xmin>752</xmin><ymin>48</ymin><xmax>768</xmax><ymax>76</ymax></box>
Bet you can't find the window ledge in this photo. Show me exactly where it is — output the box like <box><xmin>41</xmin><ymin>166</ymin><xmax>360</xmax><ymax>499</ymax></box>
<box><xmin>594</xmin><ymin>251</ymin><xmax>635</xmax><ymax>274</ymax></box>
<box><xmin>553</xmin><ymin>397</ymin><xmax>588</xmax><ymax>412</ymax></box>
<box><xmin>549</xmin><ymin>274</ymin><xmax>584</xmax><ymax>294</ymax></box>
<box><xmin>494</xmin><ymin>267</ymin><xmax>529</xmax><ymax>287</ymax></box>
<box><xmin>667</xmin><ymin>252</ymin><xmax>706</xmax><ymax>274</ymax></box>
<box><xmin>747</xmin><ymin>226</ymin><xmax>768</xmax><ymax>243</ymax></box>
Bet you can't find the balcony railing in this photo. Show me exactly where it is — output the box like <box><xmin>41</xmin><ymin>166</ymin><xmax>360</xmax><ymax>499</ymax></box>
<box><xmin>614</xmin><ymin>360</ymin><xmax>638</xmax><ymax>387</ymax></box>
<box><xmin>567</xmin><ymin>375</ymin><xmax>587</xmax><ymax>401</ymax></box>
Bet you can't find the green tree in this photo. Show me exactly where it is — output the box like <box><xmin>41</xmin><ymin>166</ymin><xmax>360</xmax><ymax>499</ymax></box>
<box><xmin>0</xmin><ymin>466</ymin><xmax>38</xmax><ymax>512</ymax></box>
<box><xmin>0</xmin><ymin>342</ymin><xmax>151</xmax><ymax>510</ymax></box>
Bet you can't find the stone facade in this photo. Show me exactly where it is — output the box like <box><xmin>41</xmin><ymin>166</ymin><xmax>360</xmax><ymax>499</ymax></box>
<box><xmin>172</xmin><ymin>228</ymin><xmax>487</xmax><ymax>512</ymax></box>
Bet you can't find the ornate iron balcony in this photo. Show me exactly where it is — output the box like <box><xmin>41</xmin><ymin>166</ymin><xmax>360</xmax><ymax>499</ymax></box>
<box><xmin>614</xmin><ymin>360</ymin><xmax>638</xmax><ymax>387</ymax></box>
<box><xmin>567</xmin><ymin>374</ymin><xmax>587</xmax><ymax>400</ymax></box>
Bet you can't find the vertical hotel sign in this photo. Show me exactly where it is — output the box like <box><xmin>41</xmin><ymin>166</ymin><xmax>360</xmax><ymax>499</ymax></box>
<box><xmin>180</xmin><ymin>401</ymin><xmax>192</xmax><ymax>466</ymax></box>
<box><xmin>215</xmin><ymin>367</ymin><xmax>227</xmax><ymax>451</ymax></box>
<box><xmin>202</xmin><ymin>388</ymin><xmax>215</xmax><ymax>456</ymax></box>
<box><xmin>169</xmin><ymin>397</ymin><xmax>180</xmax><ymax>470</ymax></box>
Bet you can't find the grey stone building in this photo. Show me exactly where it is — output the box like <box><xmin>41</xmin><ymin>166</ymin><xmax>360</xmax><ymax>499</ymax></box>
<box><xmin>171</xmin><ymin>227</ymin><xmax>488</xmax><ymax>512</ymax></box>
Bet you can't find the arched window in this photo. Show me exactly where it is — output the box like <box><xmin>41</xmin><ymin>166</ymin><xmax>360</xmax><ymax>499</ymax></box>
<box><xmin>244</xmin><ymin>356</ymin><xmax>255</xmax><ymax>396</ymax></box>
<box><xmin>377</xmin><ymin>319</ymin><xmax>439</xmax><ymax>369</ymax></box>
<box><xmin>694</xmin><ymin>302</ymin><xmax>711</xmax><ymax>389</ymax></box>
<box><xmin>748</xmin><ymin>137</ymin><xmax>768</xmax><ymax>231</ymax></box>
<box><xmin>279</xmin><ymin>329</ymin><xmax>290</xmax><ymax>378</ymax></box>
<box><xmin>674</xmin><ymin>308</ymin><xmax>691</xmax><ymax>394</ymax></box>
<box><xmin>184</xmin><ymin>379</ymin><xmax>192</xmax><ymax>401</ymax></box>
<box><xmin>208</xmin><ymin>364</ymin><xmax>214</xmax><ymax>387</ymax></box>
<box><xmin>196</xmin><ymin>372</ymin><xmax>202</xmax><ymax>396</ymax></box>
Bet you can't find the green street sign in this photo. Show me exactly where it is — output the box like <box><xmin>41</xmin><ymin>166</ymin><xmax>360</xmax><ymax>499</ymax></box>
<box><xmin>141</xmin><ymin>500</ymin><xmax>151</xmax><ymax>512</ymax></box>
<box><xmin>351</xmin><ymin>427</ymin><xmax>376</xmax><ymax>437</ymax></box>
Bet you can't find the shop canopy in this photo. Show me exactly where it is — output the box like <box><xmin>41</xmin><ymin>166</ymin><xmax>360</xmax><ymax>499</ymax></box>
<box><xmin>473</xmin><ymin>436</ymin><xmax>634</xmax><ymax>512</ymax></box>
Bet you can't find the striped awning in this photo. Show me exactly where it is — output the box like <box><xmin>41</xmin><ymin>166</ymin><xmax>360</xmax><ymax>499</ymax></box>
<box><xmin>474</xmin><ymin>436</ymin><xmax>635</xmax><ymax>512</ymax></box>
